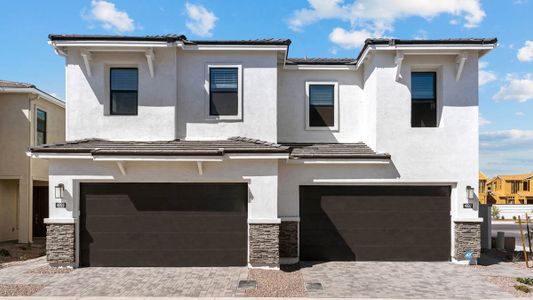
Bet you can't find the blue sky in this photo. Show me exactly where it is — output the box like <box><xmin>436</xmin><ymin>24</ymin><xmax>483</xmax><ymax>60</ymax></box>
<box><xmin>0</xmin><ymin>0</ymin><xmax>532</xmax><ymax>177</ymax></box>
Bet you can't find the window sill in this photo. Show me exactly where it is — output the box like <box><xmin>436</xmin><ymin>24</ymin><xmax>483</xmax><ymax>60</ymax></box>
<box><xmin>206</xmin><ymin>115</ymin><xmax>242</xmax><ymax>121</ymax></box>
<box><xmin>305</xmin><ymin>126</ymin><xmax>339</xmax><ymax>132</ymax></box>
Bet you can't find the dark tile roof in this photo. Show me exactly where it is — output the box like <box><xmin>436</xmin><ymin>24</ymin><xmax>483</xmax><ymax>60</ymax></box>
<box><xmin>285</xmin><ymin>58</ymin><xmax>356</xmax><ymax>65</ymax></box>
<box><xmin>49</xmin><ymin>34</ymin><xmax>291</xmax><ymax>45</ymax></box>
<box><xmin>0</xmin><ymin>80</ymin><xmax>35</xmax><ymax>88</ymax></box>
<box><xmin>29</xmin><ymin>137</ymin><xmax>288</xmax><ymax>156</ymax></box>
<box><xmin>286</xmin><ymin>143</ymin><xmax>390</xmax><ymax>159</ymax></box>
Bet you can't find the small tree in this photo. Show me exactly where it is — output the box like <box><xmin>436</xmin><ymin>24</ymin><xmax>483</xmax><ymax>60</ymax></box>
<box><xmin>492</xmin><ymin>206</ymin><xmax>501</xmax><ymax>219</ymax></box>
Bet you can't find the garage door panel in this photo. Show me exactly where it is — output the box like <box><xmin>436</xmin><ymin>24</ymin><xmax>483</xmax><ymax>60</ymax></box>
<box><xmin>300</xmin><ymin>186</ymin><xmax>451</xmax><ymax>261</ymax></box>
<box><xmin>80</xmin><ymin>183</ymin><xmax>247</xmax><ymax>267</ymax></box>
<box><xmin>302</xmin><ymin>228</ymin><xmax>450</xmax><ymax>247</ymax></box>
<box><xmin>83</xmin><ymin>214</ymin><xmax>247</xmax><ymax>233</ymax></box>
<box><xmin>85</xmin><ymin>249</ymin><xmax>246</xmax><ymax>267</ymax></box>
<box><xmin>80</xmin><ymin>232</ymin><xmax>247</xmax><ymax>250</ymax></box>
<box><xmin>301</xmin><ymin>212</ymin><xmax>451</xmax><ymax>229</ymax></box>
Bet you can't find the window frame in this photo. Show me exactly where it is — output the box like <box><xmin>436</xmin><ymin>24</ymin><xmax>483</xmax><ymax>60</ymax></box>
<box><xmin>35</xmin><ymin>107</ymin><xmax>47</xmax><ymax>145</ymax></box>
<box><xmin>205</xmin><ymin>64</ymin><xmax>243</xmax><ymax>121</ymax></box>
<box><xmin>109</xmin><ymin>67</ymin><xmax>139</xmax><ymax>116</ymax></box>
<box><xmin>410</xmin><ymin>70</ymin><xmax>439</xmax><ymax>128</ymax></box>
<box><xmin>305</xmin><ymin>81</ymin><xmax>339</xmax><ymax>131</ymax></box>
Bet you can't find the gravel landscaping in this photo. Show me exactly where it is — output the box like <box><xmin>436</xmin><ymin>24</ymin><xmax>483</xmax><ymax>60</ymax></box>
<box><xmin>0</xmin><ymin>283</ymin><xmax>45</xmax><ymax>296</ymax></box>
<box><xmin>26</xmin><ymin>265</ymin><xmax>73</xmax><ymax>274</ymax></box>
<box><xmin>486</xmin><ymin>276</ymin><xmax>533</xmax><ymax>298</ymax></box>
<box><xmin>245</xmin><ymin>265</ymin><xmax>306</xmax><ymax>297</ymax></box>
<box><xmin>0</xmin><ymin>239</ymin><xmax>45</xmax><ymax>265</ymax></box>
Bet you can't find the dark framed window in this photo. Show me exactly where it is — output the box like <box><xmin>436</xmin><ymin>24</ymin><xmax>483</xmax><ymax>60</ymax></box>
<box><xmin>411</xmin><ymin>72</ymin><xmax>437</xmax><ymax>127</ymax></box>
<box><xmin>308</xmin><ymin>84</ymin><xmax>335</xmax><ymax>127</ymax></box>
<box><xmin>36</xmin><ymin>109</ymin><xmax>46</xmax><ymax>145</ymax></box>
<box><xmin>524</xmin><ymin>181</ymin><xmax>530</xmax><ymax>191</ymax></box>
<box><xmin>110</xmin><ymin>68</ymin><xmax>138</xmax><ymax>115</ymax></box>
<box><xmin>209</xmin><ymin>67</ymin><xmax>239</xmax><ymax>116</ymax></box>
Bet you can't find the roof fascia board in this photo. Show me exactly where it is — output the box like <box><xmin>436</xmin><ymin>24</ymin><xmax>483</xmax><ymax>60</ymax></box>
<box><xmin>283</xmin><ymin>64</ymin><xmax>356</xmax><ymax>71</ymax></box>
<box><xmin>29</xmin><ymin>153</ymin><xmax>92</xmax><ymax>159</ymax></box>
<box><xmin>92</xmin><ymin>156</ymin><xmax>223</xmax><ymax>162</ymax></box>
<box><xmin>182</xmin><ymin>44</ymin><xmax>288</xmax><ymax>51</ymax></box>
<box><xmin>355</xmin><ymin>43</ymin><xmax>496</xmax><ymax>70</ymax></box>
<box><xmin>49</xmin><ymin>40</ymin><xmax>178</xmax><ymax>48</ymax></box>
<box><xmin>226</xmin><ymin>153</ymin><xmax>289</xmax><ymax>159</ymax></box>
<box><xmin>0</xmin><ymin>88</ymin><xmax>65</xmax><ymax>108</ymax></box>
<box><xmin>287</xmin><ymin>158</ymin><xmax>390</xmax><ymax>164</ymax></box>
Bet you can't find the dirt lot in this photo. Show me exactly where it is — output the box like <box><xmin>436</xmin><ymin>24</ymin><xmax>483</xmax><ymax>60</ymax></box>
<box><xmin>0</xmin><ymin>238</ymin><xmax>45</xmax><ymax>265</ymax></box>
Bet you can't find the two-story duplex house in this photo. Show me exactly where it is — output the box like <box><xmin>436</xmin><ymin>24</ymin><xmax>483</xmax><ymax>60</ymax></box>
<box><xmin>0</xmin><ymin>80</ymin><xmax>65</xmax><ymax>243</ymax></box>
<box><xmin>30</xmin><ymin>34</ymin><xmax>496</xmax><ymax>268</ymax></box>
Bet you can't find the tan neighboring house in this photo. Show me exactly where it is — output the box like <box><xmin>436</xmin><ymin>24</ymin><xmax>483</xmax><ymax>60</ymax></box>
<box><xmin>487</xmin><ymin>173</ymin><xmax>533</xmax><ymax>204</ymax></box>
<box><xmin>479</xmin><ymin>171</ymin><xmax>488</xmax><ymax>204</ymax></box>
<box><xmin>0</xmin><ymin>80</ymin><xmax>65</xmax><ymax>243</ymax></box>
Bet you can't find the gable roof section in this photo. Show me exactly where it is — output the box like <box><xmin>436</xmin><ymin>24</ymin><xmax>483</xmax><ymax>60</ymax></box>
<box><xmin>496</xmin><ymin>173</ymin><xmax>533</xmax><ymax>181</ymax></box>
<box><xmin>0</xmin><ymin>79</ymin><xmax>65</xmax><ymax>108</ymax></box>
<box><xmin>479</xmin><ymin>171</ymin><xmax>488</xmax><ymax>180</ymax></box>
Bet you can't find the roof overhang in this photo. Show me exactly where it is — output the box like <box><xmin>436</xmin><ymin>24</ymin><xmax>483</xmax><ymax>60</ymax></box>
<box><xmin>355</xmin><ymin>42</ymin><xmax>497</xmax><ymax>70</ymax></box>
<box><xmin>0</xmin><ymin>87</ymin><xmax>65</xmax><ymax>108</ymax></box>
<box><xmin>283</xmin><ymin>64</ymin><xmax>356</xmax><ymax>71</ymax></box>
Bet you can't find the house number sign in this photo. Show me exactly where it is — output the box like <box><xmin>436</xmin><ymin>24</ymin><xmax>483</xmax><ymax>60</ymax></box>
<box><xmin>55</xmin><ymin>202</ymin><xmax>67</xmax><ymax>208</ymax></box>
<box><xmin>463</xmin><ymin>203</ymin><xmax>474</xmax><ymax>209</ymax></box>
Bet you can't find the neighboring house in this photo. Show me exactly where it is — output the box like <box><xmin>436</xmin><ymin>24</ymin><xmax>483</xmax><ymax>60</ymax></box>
<box><xmin>487</xmin><ymin>173</ymin><xmax>533</xmax><ymax>204</ymax></box>
<box><xmin>0</xmin><ymin>80</ymin><xmax>65</xmax><ymax>243</ymax></box>
<box><xmin>479</xmin><ymin>171</ymin><xmax>488</xmax><ymax>204</ymax></box>
<box><xmin>30</xmin><ymin>34</ymin><xmax>496</xmax><ymax>268</ymax></box>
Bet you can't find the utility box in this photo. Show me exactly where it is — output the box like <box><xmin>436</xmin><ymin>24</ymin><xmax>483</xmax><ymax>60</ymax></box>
<box><xmin>479</xmin><ymin>204</ymin><xmax>492</xmax><ymax>250</ymax></box>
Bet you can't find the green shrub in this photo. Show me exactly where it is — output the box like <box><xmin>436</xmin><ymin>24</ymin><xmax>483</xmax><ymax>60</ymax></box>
<box><xmin>0</xmin><ymin>249</ymin><xmax>9</xmax><ymax>257</ymax></box>
<box><xmin>514</xmin><ymin>285</ymin><xmax>531</xmax><ymax>293</ymax></box>
<box><xmin>492</xmin><ymin>206</ymin><xmax>501</xmax><ymax>219</ymax></box>
<box><xmin>517</xmin><ymin>278</ymin><xmax>533</xmax><ymax>286</ymax></box>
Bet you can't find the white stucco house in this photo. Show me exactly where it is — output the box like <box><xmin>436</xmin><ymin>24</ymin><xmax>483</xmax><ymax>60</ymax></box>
<box><xmin>30</xmin><ymin>34</ymin><xmax>496</xmax><ymax>268</ymax></box>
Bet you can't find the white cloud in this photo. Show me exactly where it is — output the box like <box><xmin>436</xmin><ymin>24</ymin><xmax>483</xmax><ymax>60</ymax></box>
<box><xmin>478</xmin><ymin>61</ymin><xmax>496</xmax><ymax>86</ymax></box>
<box><xmin>185</xmin><ymin>2</ymin><xmax>217</xmax><ymax>37</ymax></box>
<box><xmin>493</xmin><ymin>74</ymin><xmax>533</xmax><ymax>102</ymax></box>
<box><xmin>288</xmin><ymin>0</ymin><xmax>485</xmax><ymax>48</ymax></box>
<box><xmin>479</xmin><ymin>113</ymin><xmax>491</xmax><ymax>126</ymax></box>
<box><xmin>87</xmin><ymin>0</ymin><xmax>135</xmax><ymax>32</ymax></box>
<box><xmin>480</xmin><ymin>129</ymin><xmax>533</xmax><ymax>176</ymax></box>
<box><xmin>516</xmin><ymin>111</ymin><xmax>525</xmax><ymax>116</ymax></box>
<box><xmin>329</xmin><ymin>27</ymin><xmax>372</xmax><ymax>49</ymax></box>
<box><xmin>413</xmin><ymin>29</ymin><xmax>428</xmax><ymax>40</ymax></box>
<box><xmin>517</xmin><ymin>41</ymin><xmax>533</xmax><ymax>62</ymax></box>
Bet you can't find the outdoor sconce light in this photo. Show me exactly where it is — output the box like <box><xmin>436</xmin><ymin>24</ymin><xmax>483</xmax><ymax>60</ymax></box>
<box><xmin>466</xmin><ymin>185</ymin><xmax>475</xmax><ymax>201</ymax></box>
<box><xmin>54</xmin><ymin>183</ymin><xmax>64</xmax><ymax>199</ymax></box>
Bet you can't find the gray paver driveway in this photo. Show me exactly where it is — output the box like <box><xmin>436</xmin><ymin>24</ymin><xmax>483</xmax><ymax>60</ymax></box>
<box><xmin>2</xmin><ymin>256</ymin><xmax>533</xmax><ymax>298</ymax></box>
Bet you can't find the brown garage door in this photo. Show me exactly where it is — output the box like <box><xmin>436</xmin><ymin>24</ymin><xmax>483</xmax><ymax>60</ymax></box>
<box><xmin>300</xmin><ymin>186</ymin><xmax>451</xmax><ymax>261</ymax></box>
<box><xmin>80</xmin><ymin>183</ymin><xmax>247</xmax><ymax>267</ymax></box>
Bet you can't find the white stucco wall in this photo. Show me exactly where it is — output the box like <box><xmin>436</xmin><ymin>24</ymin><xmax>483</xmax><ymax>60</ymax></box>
<box><xmin>176</xmin><ymin>50</ymin><xmax>278</xmax><ymax>142</ymax></box>
<box><xmin>277</xmin><ymin>69</ymin><xmax>364</xmax><ymax>143</ymax></box>
<box><xmin>66</xmin><ymin>48</ymin><xmax>178</xmax><ymax>141</ymax></box>
<box><xmin>371</xmin><ymin>51</ymin><xmax>480</xmax><ymax>220</ymax></box>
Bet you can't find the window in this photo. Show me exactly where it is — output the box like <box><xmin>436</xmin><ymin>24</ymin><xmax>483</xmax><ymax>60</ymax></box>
<box><xmin>524</xmin><ymin>181</ymin><xmax>530</xmax><ymax>191</ymax></box>
<box><xmin>411</xmin><ymin>72</ymin><xmax>437</xmax><ymax>127</ymax></box>
<box><xmin>36</xmin><ymin>109</ymin><xmax>46</xmax><ymax>145</ymax></box>
<box><xmin>306</xmin><ymin>82</ymin><xmax>338</xmax><ymax>130</ymax></box>
<box><xmin>110</xmin><ymin>68</ymin><xmax>138</xmax><ymax>115</ymax></box>
<box><xmin>511</xmin><ymin>181</ymin><xmax>519</xmax><ymax>194</ymax></box>
<box><xmin>209</xmin><ymin>67</ymin><xmax>239</xmax><ymax>117</ymax></box>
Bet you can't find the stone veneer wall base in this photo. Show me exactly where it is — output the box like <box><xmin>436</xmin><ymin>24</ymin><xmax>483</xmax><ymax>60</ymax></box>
<box><xmin>279</xmin><ymin>221</ymin><xmax>298</xmax><ymax>260</ymax></box>
<box><xmin>249</xmin><ymin>223</ymin><xmax>279</xmax><ymax>268</ymax></box>
<box><xmin>46</xmin><ymin>223</ymin><xmax>75</xmax><ymax>266</ymax></box>
<box><xmin>454</xmin><ymin>222</ymin><xmax>481</xmax><ymax>262</ymax></box>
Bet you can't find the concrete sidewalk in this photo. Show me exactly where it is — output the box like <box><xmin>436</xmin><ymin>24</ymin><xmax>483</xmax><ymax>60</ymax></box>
<box><xmin>0</xmin><ymin>297</ymin><xmax>524</xmax><ymax>300</ymax></box>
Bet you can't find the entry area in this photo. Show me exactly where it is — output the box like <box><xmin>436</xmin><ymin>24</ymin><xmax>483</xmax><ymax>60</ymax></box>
<box><xmin>80</xmin><ymin>182</ymin><xmax>248</xmax><ymax>267</ymax></box>
<box><xmin>300</xmin><ymin>185</ymin><xmax>451</xmax><ymax>261</ymax></box>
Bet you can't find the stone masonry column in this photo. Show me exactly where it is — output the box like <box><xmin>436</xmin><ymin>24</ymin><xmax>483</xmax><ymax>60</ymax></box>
<box><xmin>46</xmin><ymin>221</ymin><xmax>75</xmax><ymax>266</ymax></box>
<box><xmin>454</xmin><ymin>221</ymin><xmax>481</xmax><ymax>261</ymax></box>
<box><xmin>249</xmin><ymin>223</ymin><xmax>279</xmax><ymax>268</ymax></box>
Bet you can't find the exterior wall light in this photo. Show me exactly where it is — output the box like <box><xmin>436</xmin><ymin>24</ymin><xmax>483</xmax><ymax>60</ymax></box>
<box><xmin>466</xmin><ymin>185</ymin><xmax>475</xmax><ymax>201</ymax></box>
<box><xmin>55</xmin><ymin>183</ymin><xmax>64</xmax><ymax>199</ymax></box>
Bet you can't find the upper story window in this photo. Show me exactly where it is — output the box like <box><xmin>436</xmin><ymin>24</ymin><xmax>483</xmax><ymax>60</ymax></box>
<box><xmin>110</xmin><ymin>68</ymin><xmax>138</xmax><ymax>115</ymax></box>
<box><xmin>524</xmin><ymin>181</ymin><xmax>530</xmax><ymax>191</ymax></box>
<box><xmin>208</xmin><ymin>65</ymin><xmax>242</xmax><ymax>119</ymax></box>
<box><xmin>36</xmin><ymin>109</ymin><xmax>46</xmax><ymax>145</ymax></box>
<box><xmin>305</xmin><ymin>82</ymin><xmax>339</xmax><ymax>131</ymax></box>
<box><xmin>411</xmin><ymin>72</ymin><xmax>437</xmax><ymax>127</ymax></box>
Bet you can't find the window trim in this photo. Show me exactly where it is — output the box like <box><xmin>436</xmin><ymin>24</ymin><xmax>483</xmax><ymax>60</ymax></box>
<box><xmin>305</xmin><ymin>81</ymin><xmax>339</xmax><ymax>131</ymax></box>
<box><xmin>35</xmin><ymin>107</ymin><xmax>47</xmax><ymax>145</ymax></box>
<box><xmin>410</xmin><ymin>71</ymin><xmax>438</xmax><ymax>128</ymax></box>
<box><xmin>109</xmin><ymin>67</ymin><xmax>139</xmax><ymax>116</ymax></box>
<box><xmin>205</xmin><ymin>64</ymin><xmax>243</xmax><ymax>121</ymax></box>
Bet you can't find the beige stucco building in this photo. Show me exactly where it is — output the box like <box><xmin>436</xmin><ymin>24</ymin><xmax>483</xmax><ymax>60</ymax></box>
<box><xmin>0</xmin><ymin>80</ymin><xmax>65</xmax><ymax>243</ymax></box>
